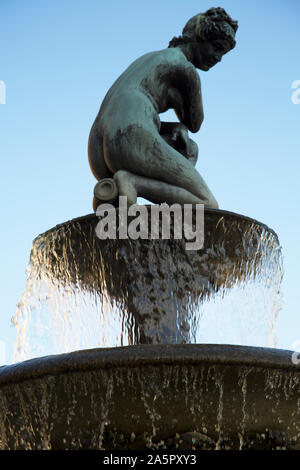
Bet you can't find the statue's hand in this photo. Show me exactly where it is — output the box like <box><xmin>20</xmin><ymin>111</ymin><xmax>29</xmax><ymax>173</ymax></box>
<box><xmin>160</xmin><ymin>122</ymin><xmax>198</xmax><ymax>166</ymax></box>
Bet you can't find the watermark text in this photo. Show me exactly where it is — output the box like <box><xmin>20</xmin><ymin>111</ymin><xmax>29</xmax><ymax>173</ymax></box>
<box><xmin>291</xmin><ymin>80</ymin><xmax>300</xmax><ymax>104</ymax></box>
<box><xmin>291</xmin><ymin>340</ymin><xmax>300</xmax><ymax>365</ymax></box>
<box><xmin>0</xmin><ymin>80</ymin><xmax>6</xmax><ymax>104</ymax></box>
<box><xmin>95</xmin><ymin>197</ymin><xmax>204</xmax><ymax>251</ymax></box>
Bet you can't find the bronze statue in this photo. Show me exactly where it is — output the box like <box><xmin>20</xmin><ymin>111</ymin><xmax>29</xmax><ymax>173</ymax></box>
<box><xmin>88</xmin><ymin>7</ymin><xmax>238</xmax><ymax>209</ymax></box>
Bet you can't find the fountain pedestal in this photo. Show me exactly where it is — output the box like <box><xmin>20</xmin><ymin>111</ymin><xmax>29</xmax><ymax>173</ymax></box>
<box><xmin>6</xmin><ymin>208</ymin><xmax>293</xmax><ymax>450</ymax></box>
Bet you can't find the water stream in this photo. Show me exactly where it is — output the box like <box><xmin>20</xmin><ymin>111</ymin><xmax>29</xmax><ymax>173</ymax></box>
<box><xmin>12</xmin><ymin>210</ymin><xmax>283</xmax><ymax>362</ymax></box>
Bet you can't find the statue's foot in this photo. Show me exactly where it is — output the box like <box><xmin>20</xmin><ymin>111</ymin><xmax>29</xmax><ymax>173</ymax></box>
<box><xmin>114</xmin><ymin>170</ymin><xmax>138</xmax><ymax>206</ymax></box>
<box><xmin>113</xmin><ymin>169</ymin><xmax>218</xmax><ymax>208</ymax></box>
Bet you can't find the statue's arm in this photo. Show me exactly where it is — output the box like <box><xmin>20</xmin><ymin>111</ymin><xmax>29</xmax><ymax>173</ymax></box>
<box><xmin>159</xmin><ymin>121</ymin><xmax>198</xmax><ymax>165</ymax></box>
<box><xmin>167</xmin><ymin>63</ymin><xmax>204</xmax><ymax>133</ymax></box>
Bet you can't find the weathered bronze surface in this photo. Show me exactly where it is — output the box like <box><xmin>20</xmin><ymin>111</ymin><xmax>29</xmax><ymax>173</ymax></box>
<box><xmin>88</xmin><ymin>8</ymin><xmax>238</xmax><ymax>208</ymax></box>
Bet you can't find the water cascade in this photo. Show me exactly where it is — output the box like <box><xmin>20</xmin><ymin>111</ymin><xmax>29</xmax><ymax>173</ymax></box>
<box><xmin>1</xmin><ymin>208</ymin><xmax>298</xmax><ymax>450</ymax></box>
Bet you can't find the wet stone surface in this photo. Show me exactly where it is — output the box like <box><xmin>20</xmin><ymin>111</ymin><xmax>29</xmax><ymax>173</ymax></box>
<box><xmin>0</xmin><ymin>345</ymin><xmax>299</xmax><ymax>450</ymax></box>
<box><xmin>13</xmin><ymin>208</ymin><xmax>282</xmax><ymax>359</ymax></box>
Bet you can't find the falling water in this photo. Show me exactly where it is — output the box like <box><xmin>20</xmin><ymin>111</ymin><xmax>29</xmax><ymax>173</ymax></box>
<box><xmin>1</xmin><ymin>345</ymin><xmax>299</xmax><ymax>450</ymax></box>
<box><xmin>12</xmin><ymin>209</ymin><xmax>283</xmax><ymax>362</ymax></box>
<box><xmin>2</xmin><ymin>209</ymin><xmax>298</xmax><ymax>451</ymax></box>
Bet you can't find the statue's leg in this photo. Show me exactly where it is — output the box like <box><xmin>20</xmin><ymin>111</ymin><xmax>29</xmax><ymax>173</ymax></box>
<box><xmin>113</xmin><ymin>170</ymin><xmax>203</xmax><ymax>205</ymax></box>
<box><xmin>106</xmin><ymin>126</ymin><xmax>218</xmax><ymax>208</ymax></box>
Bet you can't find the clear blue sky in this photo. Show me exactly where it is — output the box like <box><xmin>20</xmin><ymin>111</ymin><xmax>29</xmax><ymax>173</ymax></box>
<box><xmin>0</xmin><ymin>0</ymin><xmax>299</xmax><ymax>363</ymax></box>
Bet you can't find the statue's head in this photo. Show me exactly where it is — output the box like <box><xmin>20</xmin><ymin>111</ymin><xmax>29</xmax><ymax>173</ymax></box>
<box><xmin>169</xmin><ymin>7</ymin><xmax>238</xmax><ymax>70</ymax></box>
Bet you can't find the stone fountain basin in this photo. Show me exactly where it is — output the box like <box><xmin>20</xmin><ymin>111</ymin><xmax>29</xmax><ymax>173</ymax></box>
<box><xmin>0</xmin><ymin>344</ymin><xmax>299</xmax><ymax>449</ymax></box>
<box><xmin>23</xmin><ymin>208</ymin><xmax>282</xmax><ymax>346</ymax></box>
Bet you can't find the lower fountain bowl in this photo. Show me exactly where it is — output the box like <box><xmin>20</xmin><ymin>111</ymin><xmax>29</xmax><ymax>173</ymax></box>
<box><xmin>0</xmin><ymin>344</ymin><xmax>299</xmax><ymax>450</ymax></box>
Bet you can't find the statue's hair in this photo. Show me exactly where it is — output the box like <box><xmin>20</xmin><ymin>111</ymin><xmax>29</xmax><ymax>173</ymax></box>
<box><xmin>169</xmin><ymin>7</ymin><xmax>238</xmax><ymax>49</ymax></box>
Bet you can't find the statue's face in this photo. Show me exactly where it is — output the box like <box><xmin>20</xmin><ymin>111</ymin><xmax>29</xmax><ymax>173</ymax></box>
<box><xmin>193</xmin><ymin>37</ymin><xmax>234</xmax><ymax>71</ymax></box>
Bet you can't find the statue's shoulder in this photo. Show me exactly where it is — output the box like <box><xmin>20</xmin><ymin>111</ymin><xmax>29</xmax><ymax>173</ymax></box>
<box><xmin>128</xmin><ymin>48</ymin><xmax>191</xmax><ymax>73</ymax></box>
<box><xmin>156</xmin><ymin>47</ymin><xmax>190</xmax><ymax>66</ymax></box>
